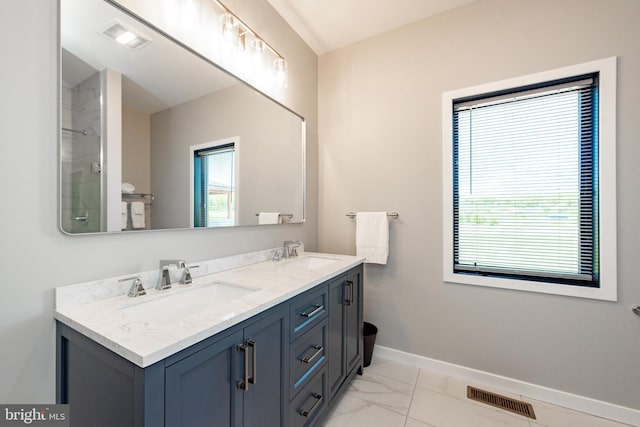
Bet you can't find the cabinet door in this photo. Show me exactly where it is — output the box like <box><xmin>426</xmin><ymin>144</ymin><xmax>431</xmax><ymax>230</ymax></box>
<box><xmin>344</xmin><ymin>266</ymin><xmax>363</xmax><ymax>375</ymax></box>
<box><xmin>242</xmin><ymin>309</ymin><xmax>287</xmax><ymax>427</ymax></box>
<box><xmin>327</xmin><ymin>274</ymin><xmax>347</xmax><ymax>400</ymax></box>
<box><xmin>165</xmin><ymin>330</ymin><xmax>244</xmax><ymax>427</ymax></box>
<box><xmin>327</xmin><ymin>266</ymin><xmax>364</xmax><ymax>402</ymax></box>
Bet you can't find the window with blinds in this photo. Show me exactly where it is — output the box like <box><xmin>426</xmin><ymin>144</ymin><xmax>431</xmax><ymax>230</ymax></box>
<box><xmin>452</xmin><ymin>74</ymin><xmax>599</xmax><ymax>287</ymax></box>
<box><xmin>193</xmin><ymin>143</ymin><xmax>236</xmax><ymax>227</ymax></box>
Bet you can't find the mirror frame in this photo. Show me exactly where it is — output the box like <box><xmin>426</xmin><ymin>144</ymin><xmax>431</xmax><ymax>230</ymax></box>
<box><xmin>58</xmin><ymin>0</ymin><xmax>306</xmax><ymax>235</ymax></box>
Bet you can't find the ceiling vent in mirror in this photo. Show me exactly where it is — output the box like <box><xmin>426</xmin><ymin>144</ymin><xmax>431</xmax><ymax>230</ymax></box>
<box><xmin>101</xmin><ymin>21</ymin><xmax>151</xmax><ymax>50</ymax></box>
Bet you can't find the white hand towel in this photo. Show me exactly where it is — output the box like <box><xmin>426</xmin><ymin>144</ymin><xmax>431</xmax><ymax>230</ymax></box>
<box><xmin>356</xmin><ymin>212</ymin><xmax>389</xmax><ymax>264</ymax></box>
<box><xmin>258</xmin><ymin>212</ymin><xmax>280</xmax><ymax>225</ymax></box>
<box><xmin>121</xmin><ymin>182</ymin><xmax>135</xmax><ymax>194</ymax></box>
<box><xmin>131</xmin><ymin>201</ymin><xmax>145</xmax><ymax>229</ymax></box>
<box><xmin>121</xmin><ymin>202</ymin><xmax>128</xmax><ymax>230</ymax></box>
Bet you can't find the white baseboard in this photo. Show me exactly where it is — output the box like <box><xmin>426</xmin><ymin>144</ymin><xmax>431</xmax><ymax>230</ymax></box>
<box><xmin>374</xmin><ymin>345</ymin><xmax>640</xmax><ymax>427</ymax></box>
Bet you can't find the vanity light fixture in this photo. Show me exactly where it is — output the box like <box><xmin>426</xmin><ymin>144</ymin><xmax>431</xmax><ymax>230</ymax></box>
<box><xmin>101</xmin><ymin>21</ymin><xmax>150</xmax><ymax>50</ymax></box>
<box><xmin>211</xmin><ymin>0</ymin><xmax>288</xmax><ymax>89</ymax></box>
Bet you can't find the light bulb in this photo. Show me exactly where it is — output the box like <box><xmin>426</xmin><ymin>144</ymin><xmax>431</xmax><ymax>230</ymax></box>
<box><xmin>221</xmin><ymin>13</ymin><xmax>237</xmax><ymax>41</ymax></box>
<box><xmin>115</xmin><ymin>31</ymin><xmax>136</xmax><ymax>45</ymax></box>
<box><xmin>251</xmin><ymin>39</ymin><xmax>265</xmax><ymax>69</ymax></box>
<box><xmin>274</xmin><ymin>58</ymin><xmax>288</xmax><ymax>89</ymax></box>
<box><xmin>251</xmin><ymin>39</ymin><xmax>265</xmax><ymax>55</ymax></box>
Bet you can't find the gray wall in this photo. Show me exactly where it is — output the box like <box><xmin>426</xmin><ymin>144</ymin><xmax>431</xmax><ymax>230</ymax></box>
<box><xmin>0</xmin><ymin>0</ymin><xmax>317</xmax><ymax>403</ymax></box>
<box><xmin>150</xmin><ymin>84</ymin><xmax>303</xmax><ymax>228</ymax></box>
<box><xmin>318</xmin><ymin>0</ymin><xmax>640</xmax><ymax>410</ymax></box>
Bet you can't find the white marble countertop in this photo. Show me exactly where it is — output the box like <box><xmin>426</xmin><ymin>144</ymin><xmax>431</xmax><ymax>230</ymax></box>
<box><xmin>54</xmin><ymin>251</ymin><xmax>363</xmax><ymax>367</ymax></box>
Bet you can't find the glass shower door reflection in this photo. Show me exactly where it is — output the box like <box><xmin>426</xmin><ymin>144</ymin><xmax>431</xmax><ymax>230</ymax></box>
<box><xmin>60</xmin><ymin>63</ymin><xmax>104</xmax><ymax>234</ymax></box>
<box><xmin>61</xmin><ymin>129</ymin><xmax>102</xmax><ymax>233</ymax></box>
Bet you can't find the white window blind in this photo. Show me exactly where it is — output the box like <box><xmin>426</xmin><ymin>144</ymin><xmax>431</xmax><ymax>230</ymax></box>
<box><xmin>452</xmin><ymin>75</ymin><xmax>598</xmax><ymax>286</ymax></box>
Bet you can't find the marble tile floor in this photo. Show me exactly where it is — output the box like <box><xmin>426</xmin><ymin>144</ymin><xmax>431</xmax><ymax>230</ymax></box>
<box><xmin>320</xmin><ymin>355</ymin><xmax>633</xmax><ymax>427</ymax></box>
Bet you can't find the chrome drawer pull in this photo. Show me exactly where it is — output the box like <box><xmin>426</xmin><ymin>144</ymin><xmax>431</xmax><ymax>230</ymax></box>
<box><xmin>237</xmin><ymin>344</ymin><xmax>249</xmax><ymax>391</ymax></box>
<box><xmin>301</xmin><ymin>345</ymin><xmax>323</xmax><ymax>364</ymax></box>
<box><xmin>299</xmin><ymin>393</ymin><xmax>323</xmax><ymax>417</ymax></box>
<box><xmin>300</xmin><ymin>304</ymin><xmax>323</xmax><ymax>318</ymax></box>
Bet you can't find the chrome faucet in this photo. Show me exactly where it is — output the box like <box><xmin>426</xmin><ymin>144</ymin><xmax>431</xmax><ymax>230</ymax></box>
<box><xmin>119</xmin><ymin>276</ymin><xmax>146</xmax><ymax>297</ymax></box>
<box><xmin>283</xmin><ymin>240</ymin><xmax>302</xmax><ymax>259</ymax></box>
<box><xmin>157</xmin><ymin>260</ymin><xmax>186</xmax><ymax>290</ymax></box>
<box><xmin>272</xmin><ymin>249</ymin><xmax>284</xmax><ymax>261</ymax></box>
<box><xmin>157</xmin><ymin>260</ymin><xmax>199</xmax><ymax>289</ymax></box>
<box><xmin>180</xmin><ymin>262</ymin><xmax>199</xmax><ymax>285</ymax></box>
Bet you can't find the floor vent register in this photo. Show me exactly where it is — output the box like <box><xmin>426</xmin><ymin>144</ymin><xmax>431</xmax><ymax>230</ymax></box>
<box><xmin>467</xmin><ymin>385</ymin><xmax>536</xmax><ymax>419</ymax></box>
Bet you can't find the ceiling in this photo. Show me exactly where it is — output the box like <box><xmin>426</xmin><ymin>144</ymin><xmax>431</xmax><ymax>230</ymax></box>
<box><xmin>267</xmin><ymin>0</ymin><xmax>477</xmax><ymax>55</ymax></box>
<box><xmin>62</xmin><ymin>0</ymin><xmax>238</xmax><ymax>114</ymax></box>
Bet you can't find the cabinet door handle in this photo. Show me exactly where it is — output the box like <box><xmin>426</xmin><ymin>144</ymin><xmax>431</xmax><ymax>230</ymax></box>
<box><xmin>344</xmin><ymin>281</ymin><xmax>353</xmax><ymax>306</ymax></box>
<box><xmin>247</xmin><ymin>339</ymin><xmax>257</xmax><ymax>385</ymax></box>
<box><xmin>349</xmin><ymin>280</ymin><xmax>354</xmax><ymax>305</ymax></box>
<box><xmin>300</xmin><ymin>304</ymin><xmax>323</xmax><ymax>318</ymax></box>
<box><xmin>299</xmin><ymin>393</ymin><xmax>323</xmax><ymax>417</ymax></box>
<box><xmin>237</xmin><ymin>344</ymin><xmax>249</xmax><ymax>391</ymax></box>
<box><xmin>301</xmin><ymin>345</ymin><xmax>323</xmax><ymax>364</ymax></box>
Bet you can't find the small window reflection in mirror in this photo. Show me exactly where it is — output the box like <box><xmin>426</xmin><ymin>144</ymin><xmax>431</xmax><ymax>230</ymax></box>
<box><xmin>192</xmin><ymin>138</ymin><xmax>239</xmax><ymax>227</ymax></box>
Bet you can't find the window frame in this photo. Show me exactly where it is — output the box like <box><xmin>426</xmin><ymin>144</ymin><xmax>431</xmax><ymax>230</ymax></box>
<box><xmin>189</xmin><ymin>137</ymin><xmax>240</xmax><ymax>228</ymax></box>
<box><xmin>442</xmin><ymin>57</ymin><xmax>617</xmax><ymax>301</ymax></box>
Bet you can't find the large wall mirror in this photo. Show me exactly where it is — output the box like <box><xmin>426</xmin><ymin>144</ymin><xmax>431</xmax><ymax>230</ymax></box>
<box><xmin>59</xmin><ymin>0</ymin><xmax>305</xmax><ymax>234</ymax></box>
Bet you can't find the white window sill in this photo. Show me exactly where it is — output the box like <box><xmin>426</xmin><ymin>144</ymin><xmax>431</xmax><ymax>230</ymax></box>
<box><xmin>443</xmin><ymin>271</ymin><xmax>616</xmax><ymax>301</ymax></box>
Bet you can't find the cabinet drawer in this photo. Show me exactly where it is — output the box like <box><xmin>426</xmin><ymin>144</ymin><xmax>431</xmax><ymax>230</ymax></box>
<box><xmin>289</xmin><ymin>369</ymin><xmax>326</xmax><ymax>427</ymax></box>
<box><xmin>290</xmin><ymin>321</ymin><xmax>327</xmax><ymax>397</ymax></box>
<box><xmin>290</xmin><ymin>286</ymin><xmax>328</xmax><ymax>341</ymax></box>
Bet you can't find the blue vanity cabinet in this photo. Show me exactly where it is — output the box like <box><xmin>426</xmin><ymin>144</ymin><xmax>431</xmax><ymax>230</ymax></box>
<box><xmin>239</xmin><ymin>309</ymin><xmax>288</xmax><ymax>426</ymax></box>
<box><xmin>287</xmin><ymin>285</ymin><xmax>330</xmax><ymax>426</ymax></box>
<box><xmin>327</xmin><ymin>265</ymin><xmax>363</xmax><ymax>403</ymax></box>
<box><xmin>288</xmin><ymin>367</ymin><xmax>327</xmax><ymax>427</ymax></box>
<box><xmin>56</xmin><ymin>263</ymin><xmax>364</xmax><ymax>427</ymax></box>
<box><xmin>56</xmin><ymin>323</ymin><xmax>166</xmax><ymax>427</ymax></box>
<box><xmin>164</xmin><ymin>307</ymin><xmax>288</xmax><ymax>427</ymax></box>
<box><xmin>57</xmin><ymin>305</ymin><xmax>287</xmax><ymax>427</ymax></box>
<box><xmin>165</xmin><ymin>330</ymin><xmax>244</xmax><ymax>427</ymax></box>
<box><xmin>344</xmin><ymin>266</ymin><xmax>363</xmax><ymax>377</ymax></box>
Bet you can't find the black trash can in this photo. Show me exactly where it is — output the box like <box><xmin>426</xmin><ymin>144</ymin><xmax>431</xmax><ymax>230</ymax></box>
<box><xmin>362</xmin><ymin>322</ymin><xmax>378</xmax><ymax>367</ymax></box>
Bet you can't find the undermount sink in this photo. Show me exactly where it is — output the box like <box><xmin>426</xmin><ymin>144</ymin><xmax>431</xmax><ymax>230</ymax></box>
<box><xmin>285</xmin><ymin>256</ymin><xmax>340</xmax><ymax>270</ymax></box>
<box><xmin>120</xmin><ymin>282</ymin><xmax>260</xmax><ymax>325</ymax></box>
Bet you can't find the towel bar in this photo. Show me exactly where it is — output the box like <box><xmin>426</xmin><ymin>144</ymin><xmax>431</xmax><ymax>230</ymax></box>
<box><xmin>255</xmin><ymin>213</ymin><xmax>293</xmax><ymax>218</ymax></box>
<box><xmin>346</xmin><ymin>212</ymin><xmax>399</xmax><ymax>219</ymax></box>
<box><xmin>122</xmin><ymin>193</ymin><xmax>155</xmax><ymax>205</ymax></box>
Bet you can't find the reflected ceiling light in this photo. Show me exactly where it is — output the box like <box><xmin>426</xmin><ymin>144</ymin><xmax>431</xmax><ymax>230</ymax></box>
<box><xmin>115</xmin><ymin>31</ymin><xmax>136</xmax><ymax>45</ymax></box>
<box><xmin>211</xmin><ymin>0</ymin><xmax>288</xmax><ymax>89</ymax></box>
<box><xmin>102</xmin><ymin>21</ymin><xmax>150</xmax><ymax>50</ymax></box>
